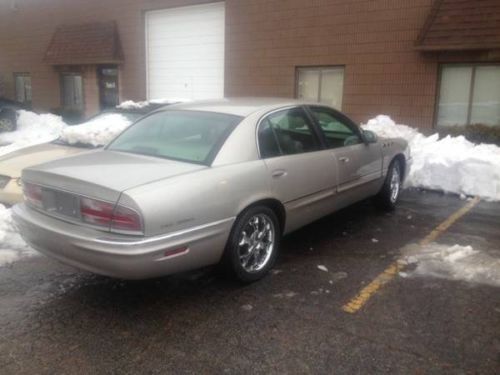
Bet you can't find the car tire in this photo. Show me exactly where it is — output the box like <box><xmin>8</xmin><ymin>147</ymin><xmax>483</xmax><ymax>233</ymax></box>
<box><xmin>0</xmin><ymin>109</ymin><xmax>17</xmax><ymax>133</ymax></box>
<box><xmin>222</xmin><ymin>206</ymin><xmax>281</xmax><ymax>283</ymax></box>
<box><xmin>375</xmin><ymin>159</ymin><xmax>402</xmax><ymax>211</ymax></box>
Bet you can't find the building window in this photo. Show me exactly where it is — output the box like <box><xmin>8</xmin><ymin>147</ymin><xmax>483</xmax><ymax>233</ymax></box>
<box><xmin>437</xmin><ymin>64</ymin><xmax>500</xmax><ymax>127</ymax></box>
<box><xmin>14</xmin><ymin>73</ymin><xmax>32</xmax><ymax>105</ymax></box>
<box><xmin>296</xmin><ymin>67</ymin><xmax>345</xmax><ymax>110</ymax></box>
<box><xmin>60</xmin><ymin>73</ymin><xmax>84</xmax><ymax>111</ymax></box>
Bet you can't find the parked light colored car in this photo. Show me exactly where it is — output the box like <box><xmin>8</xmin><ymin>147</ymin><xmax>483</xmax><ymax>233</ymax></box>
<box><xmin>13</xmin><ymin>98</ymin><xmax>411</xmax><ymax>282</ymax></box>
<box><xmin>0</xmin><ymin>143</ymin><xmax>85</xmax><ymax>205</ymax></box>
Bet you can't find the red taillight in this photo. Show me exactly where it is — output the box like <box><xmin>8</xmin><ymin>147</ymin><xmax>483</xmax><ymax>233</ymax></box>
<box><xmin>80</xmin><ymin>197</ymin><xmax>142</xmax><ymax>233</ymax></box>
<box><xmin>80</xmin><ymin>198</ymin><xmax>114</xmax><ymax>227</ymax></box>
<box><xmin>23</xmin><ymin>182</ymin><xmax>43</xmax><ymax>208</ymax></box>
<box><xmin>111</xmin><ymin>205</ymin><xmax>143</xmax><ymax>232</ymax></box>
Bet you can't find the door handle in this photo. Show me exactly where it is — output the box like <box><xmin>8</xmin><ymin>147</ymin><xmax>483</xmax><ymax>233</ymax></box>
<box><xmin>338</xmin><ymin>156</ymin><xmax>350</xmax><ymax>163</ymax></box>
<box><xmin>272</xmin><ymin>169</ymin><xmax>287</xmax><ymax>178</ymax></box>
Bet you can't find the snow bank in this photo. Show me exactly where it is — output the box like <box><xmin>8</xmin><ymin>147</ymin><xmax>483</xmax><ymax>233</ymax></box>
<box><xmin>0</xmin><ymin>204</ymin><xmax>35</xmax><ymax>267</ymax></box>
<box><xmin>60</xmin><ymin>113</ymin><xmax>131</xmax><ymax>147</ymax></box>
<box><xmin>117</xmin><ymin>97</ymin><xmax>190</xmax><ymax>110</ymax></box>
<box><xmin>0</xmin><ymin>110</ymin><xmax>66</xmax><ymax>156</ymax></box>
<box><xmin>363</xmin><ymin>115</ymin><xmax>500</xmax><ymax>201</ymax></box>
<box><xmin>401</xmin><ymin>243</ymin><xmax>500</xmax><ymax>287</ymax></box>
<box><xmin>0</xmin><ymin>109</ymin><xmax>137</xmax><ymax>152</ymax></box>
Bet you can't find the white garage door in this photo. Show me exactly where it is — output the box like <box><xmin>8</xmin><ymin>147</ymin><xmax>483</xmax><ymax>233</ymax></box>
<box><xmin>145</xmin><ymin>2</ymin><xmax>225</xmax><ymax>100</ymax></box>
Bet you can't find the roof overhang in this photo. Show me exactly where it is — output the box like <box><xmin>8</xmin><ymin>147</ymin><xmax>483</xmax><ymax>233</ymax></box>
<box><xmin>415</xmin><ymin>0</ymin><xmax>500</xmax><ymax>52</ymax></box>
<box><xmin>44</xmin><ymin>21</ymin><xmax>124</xmax><ymax>65</ymax></box>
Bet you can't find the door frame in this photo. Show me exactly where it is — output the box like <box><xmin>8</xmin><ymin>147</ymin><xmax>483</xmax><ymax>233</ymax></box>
<box><xmin>97</xmin><ymin>64</ymin><xmax>120</xmax><ymax>110</ymax></box>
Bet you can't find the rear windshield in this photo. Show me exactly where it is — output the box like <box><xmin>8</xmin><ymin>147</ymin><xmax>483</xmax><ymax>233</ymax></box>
<box><xmin>107</xmin><ymin>110</ymin><xmax>242</xmax><ymax>165</ymax></box>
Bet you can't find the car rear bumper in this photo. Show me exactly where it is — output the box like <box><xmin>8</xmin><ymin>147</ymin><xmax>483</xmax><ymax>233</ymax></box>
<box><xmin>12</xmin><ymin>203</ymin><xmax>234</xmax><ymax>279</ymax></box>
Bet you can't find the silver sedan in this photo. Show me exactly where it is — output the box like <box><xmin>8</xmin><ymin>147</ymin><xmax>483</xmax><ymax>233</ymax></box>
<box><xmin>13</xmin><ymin>98</ymin><xmax>410</xmax><ymax>282</ymax></box>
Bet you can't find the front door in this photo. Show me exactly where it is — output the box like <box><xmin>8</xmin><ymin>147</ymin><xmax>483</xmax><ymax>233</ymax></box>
<box><xmin>98</xmin><ymin>66</ymin><xmax>119</xmax><ymax>109</ymax></box>
<box><xmin>306</xmin><ymin>106</ymin><xmax>383</xmax><ymax>204</ymax></box>
<box><xmin>257</xmin><ymin>106</ymin><xmax>338</xmax><ymax>233</ymax></box>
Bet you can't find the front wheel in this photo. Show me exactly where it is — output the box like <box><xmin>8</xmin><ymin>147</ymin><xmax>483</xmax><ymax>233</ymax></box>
<box><xmin>375</xmin><ymin>160</ymin><xmax>402</xmax><ymax>211</ymax></box>
<box><xmin>223</xmin><ymin>206</ymin><xmax>280</xmax><ymax>283</ymax></box>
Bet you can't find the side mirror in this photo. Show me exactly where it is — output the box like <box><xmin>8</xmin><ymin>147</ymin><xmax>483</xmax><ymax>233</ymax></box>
<box><xmin>362</xmin><ymin>130</ymin><xmax>378</xmax><ymax>144</ymax></box>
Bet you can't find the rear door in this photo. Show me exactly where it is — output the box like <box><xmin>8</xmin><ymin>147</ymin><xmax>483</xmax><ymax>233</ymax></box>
<box><xmin>307</xmin><ymin>106</ymin><xmax>383</xmax><ymax>199</ymax></box>
<box><xmin>258</xmin><ymin>106</ymin><xmax>337</xmax><ymax>232</ymax></box>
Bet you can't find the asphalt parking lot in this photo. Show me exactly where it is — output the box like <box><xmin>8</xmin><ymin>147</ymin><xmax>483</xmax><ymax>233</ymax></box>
<box><xmin>0</xmin><ymin>189</ymin><xmax>499</xmax><ymax>374</ymax></box>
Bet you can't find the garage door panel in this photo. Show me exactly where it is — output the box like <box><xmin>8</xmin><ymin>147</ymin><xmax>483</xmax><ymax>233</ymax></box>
<box><xmin>146</xmin><ymin>2</ymin><xmax>225</xmax><ymax>100</ymax></box>
<box><xmin>148</xmin><ymin>61</ymin><xmax>223</xmax><ymax>70</ymax></box>
<box><xmin>148</xmin><ymin>47</ymin><xmax>224</xmax><ymax>61</ymax></box>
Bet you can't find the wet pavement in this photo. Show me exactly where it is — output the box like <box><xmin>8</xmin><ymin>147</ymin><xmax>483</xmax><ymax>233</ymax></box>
<box><xmin>0</xmin><ymin>189</ymin><xmax>499</xmax><ymax>374</ymax></box>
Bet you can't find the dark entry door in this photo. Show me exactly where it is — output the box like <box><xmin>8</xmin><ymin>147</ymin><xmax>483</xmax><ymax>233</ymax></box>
<box><xmin>98</xmin><ymin>66</ymin><xmax>119</xmax><ymax>109</ymax></box>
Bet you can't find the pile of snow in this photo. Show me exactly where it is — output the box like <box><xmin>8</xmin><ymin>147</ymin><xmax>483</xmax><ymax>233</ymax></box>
<box><xmin>401</xmin><ymin>243</ymin><xmax>500</xmax><ymax>287</ymax></box>
<box><xmin>0</xmin><ymin>204</ymin><xmax>35</xmax><ymax>267</ymax></box>
<box><xmin>60</xmin><ymin>113</ymin><xmax>131</xmax><ymax>147</ymax></box>
<box><xmin>0</xmin><ymin>110</ymin><xmax>66</xmax><ymax>156</ymax></box>
<box><xmin>117</xmin><ymin>97</ymin><xmax>190</xmax><ymax>110</ymax></box>
<box><xmin>363</xmin><ymin>115</ymin><xmax>500</xmax><ymax>201</ymax></box>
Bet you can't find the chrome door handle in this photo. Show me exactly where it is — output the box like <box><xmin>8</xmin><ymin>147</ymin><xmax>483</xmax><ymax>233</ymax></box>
<box><xmin>338</xmin><ymin>156</ymin><xmax>350</xmax><ymax>163</ymax></box>
<box><xmin>272</xmin><ymin>170</ymin><xmax>287</xmax><ymax>178</ymax></box>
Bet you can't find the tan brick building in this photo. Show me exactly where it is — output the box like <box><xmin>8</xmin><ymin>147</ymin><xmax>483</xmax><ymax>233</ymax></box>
<box><xmin>0</xmin><ymin>0</ymin><xmax>499</xmax><ymax>129</ymax></box>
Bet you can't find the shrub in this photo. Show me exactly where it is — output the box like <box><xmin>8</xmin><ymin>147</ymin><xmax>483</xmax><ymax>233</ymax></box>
<box><xmin>50</xmin><ymin>107</ymin><xmax>84</xmax><ymax>125</ymax></box>
<box><xmin>439</xmin><ymin>124</ymin><xmax>500</xmax><ymax>146</ymax></box>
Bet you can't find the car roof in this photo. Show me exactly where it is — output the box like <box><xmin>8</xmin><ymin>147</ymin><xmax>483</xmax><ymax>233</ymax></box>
<box><xmin>164</xmin><ymin>97</ymin><xmax>314</xmax><ymax>117</ymax></box>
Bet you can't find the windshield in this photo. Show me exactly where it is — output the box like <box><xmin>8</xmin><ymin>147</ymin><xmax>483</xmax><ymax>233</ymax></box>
<box><xmin>107</xmin><ymin>110</ymin><xmax>242</xmax><ymax>165</ymax></box>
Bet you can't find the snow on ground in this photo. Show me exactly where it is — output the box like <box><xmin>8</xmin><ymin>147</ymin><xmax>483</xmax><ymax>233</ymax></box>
<box><xmin>60</xmin><ymin>113</ymin><xmax>131</xmax><ymax>147</ymax></box>
<box><xmin>0</xmin><ymin>110</ymin><xmax>66</xmax><ymax>156</ymax></box>
<box><xmin>0</xmin><ymin>204</ymin><xmax>36</xmax><ymax>267</ymax></box>
<box><xmin>401</xmin><ymin>243</ymin><xmax>500</xmax><ymax>287</ymax></box>
<box><xmin>363</xmin><ymin>115</ymin><xmax>500</xmax><ymax>201</ymax></box>
<box><xmin>117</xmin><ymin>97</ymin><xmax>190</xmax><ymax>110</ymax></box>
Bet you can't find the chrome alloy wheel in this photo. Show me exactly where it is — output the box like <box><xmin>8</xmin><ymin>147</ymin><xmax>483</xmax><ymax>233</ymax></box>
<box><xmin>390</xmin><ymin>165</ymin><xmax>401</xmax><ymax>203</ymax></box>
<box><xmin>237</xmin><ymin>214</ymin><xmax>275</xmax><ymax>273</ymax></box>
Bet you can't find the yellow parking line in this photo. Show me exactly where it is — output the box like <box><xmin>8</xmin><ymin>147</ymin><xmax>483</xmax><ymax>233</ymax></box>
<box><xmin>342</xmin><ymin>196</ymin><xmax>480</xmax><ymax>314</ymax></box>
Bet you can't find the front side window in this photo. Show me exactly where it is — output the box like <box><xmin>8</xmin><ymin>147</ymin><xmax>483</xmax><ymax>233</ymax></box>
<box><xmin>108</xmin><ymin>110</ymin><xmax>242</xmax><ymax>165</ymax></box>
<box><xmin>297</xmin><ymin>67</ymin><xmax>345</xmax><ymax>110</ymax></box>
<box><xmin>61</xmin><ymin>73</ymin><xmax>84</xmax><ymax>110</ymax></box>
<box><xmin>437</xmin><ymin>64</ymin><xmax>500</xmax><ymax>127</ymax></box>
<box><xmin>14</xmin><ymin>73</ymin><xmax>32</xmax><ymax>105</ymax></box>
<box><xmin>258</xmin><ymin>107</ymin><xmax>321</xmax><ymax>158</ymax></box>
<box><xmin>309</xmin><ymin>106</ymin><xmax>362</xmax><ymax>148</ymax></box>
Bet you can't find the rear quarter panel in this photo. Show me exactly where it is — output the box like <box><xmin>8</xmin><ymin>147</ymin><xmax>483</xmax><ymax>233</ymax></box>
<box><xmin>122</xmin><ymin>160</ymin><xmax>272</xmax><ymax>237</ymax></box>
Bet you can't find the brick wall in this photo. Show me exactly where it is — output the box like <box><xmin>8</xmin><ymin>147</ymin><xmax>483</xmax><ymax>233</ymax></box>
<box><xmin>0</xmin><ymin>0</ymin><xmax>497</xmax><ymax>129</ymax></box>
<box><xmin>225</xmin><ymin>0</ymin><xmax>441</xmax><ymax>128</ymax></box>
<box><xmin>0</xmin><ymin>0</ymin><xmax>210</xmax><ymax>115</ymax></box>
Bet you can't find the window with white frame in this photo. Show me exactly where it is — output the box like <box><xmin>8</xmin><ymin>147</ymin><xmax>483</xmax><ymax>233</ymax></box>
<box><xmin>437</xmin><ymin>64</ymin><xmax>500</xmax><ymax>127</ymax></box>
<box><xmin>14</xmin><ymin>73</ymin><xmax>32</xmax><ymax>105</ymax></box>
<box><xmin>296</xmin><ymin>67</ymin><xmax>345</xmax><ymax>110</ymax></box>
<box><xmin>60</xmin><ymin>73</ymin><xmax>84</xmax><ymax>111</ymax></box>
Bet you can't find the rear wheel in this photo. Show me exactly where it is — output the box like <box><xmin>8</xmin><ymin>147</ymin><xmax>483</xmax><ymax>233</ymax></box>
<box><xmin>223</xmin><ymin>206</ymin><xmax>280</xmax><ymax>283</ymax></box>
<box><xmin>375</xmin><ymin>160</ymin><xmax>402</xmax><ymax>211</ymax></box>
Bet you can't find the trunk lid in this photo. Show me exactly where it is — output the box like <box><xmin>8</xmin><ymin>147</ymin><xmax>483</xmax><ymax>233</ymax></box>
<box><xmin>22</xmin><ymin>150</ymin><xmax>207</xmax><ymax>204</ymax></box>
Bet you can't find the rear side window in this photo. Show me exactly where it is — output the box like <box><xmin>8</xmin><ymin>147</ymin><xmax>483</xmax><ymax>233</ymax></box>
<box><xmin>258</xmin><ymin>107</ymin><xmax>321</xmax><ymax>158</ymax></box>
<box><xmin>107</xmin><ymin>110</ymin><xmax>242</xmax><ymax>165</ymax></box>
